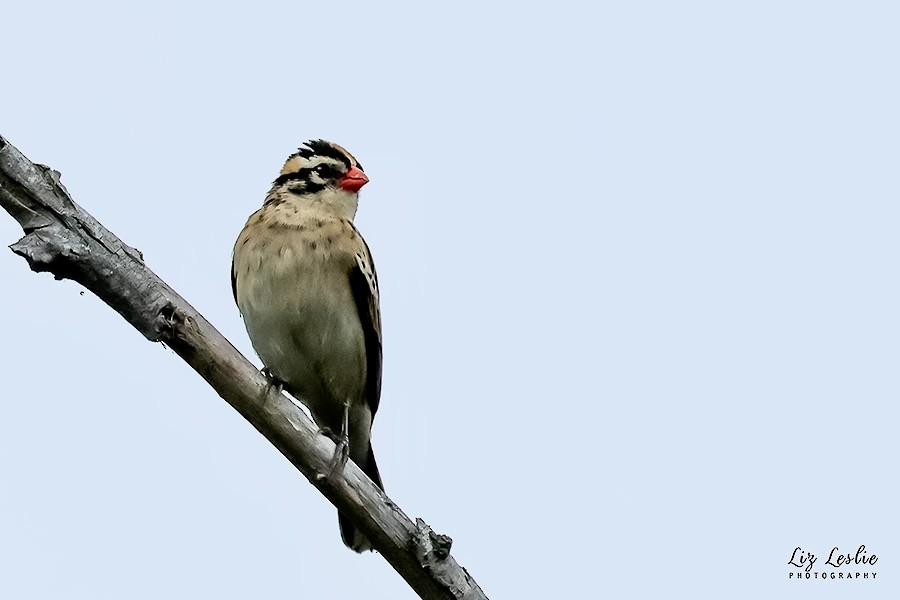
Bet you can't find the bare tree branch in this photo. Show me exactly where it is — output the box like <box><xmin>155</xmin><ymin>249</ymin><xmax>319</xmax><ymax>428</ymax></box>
<box><xmin>0</xmin><ymin>134</ymin><xmax>488</xmax><ymax>600</ymax></box>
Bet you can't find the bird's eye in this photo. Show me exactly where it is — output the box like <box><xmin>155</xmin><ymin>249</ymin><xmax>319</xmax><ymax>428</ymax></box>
<box><xmin>314</xmin><ymin>164</ymin><xmax>341</xmax><ymax>179</ymax></box>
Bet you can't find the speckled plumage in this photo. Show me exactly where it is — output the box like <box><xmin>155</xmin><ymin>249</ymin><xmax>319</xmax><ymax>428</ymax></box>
<box><xmin>232</xmin><ymin>141</ymin><xmax>382</xmax><ymax>552</ymax></box>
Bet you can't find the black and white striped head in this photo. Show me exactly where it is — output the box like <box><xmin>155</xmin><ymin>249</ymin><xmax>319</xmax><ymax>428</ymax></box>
<box><xmin>273</xmin><ymin>140</ymin><xmax>368</xmax><ymax>197</ymax></box>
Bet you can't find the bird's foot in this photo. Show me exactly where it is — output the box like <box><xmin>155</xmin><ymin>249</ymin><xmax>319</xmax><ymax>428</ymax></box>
<box><xmin>260</xmin><ymin>368</ymin><xmax>284</xmax><ymax>404</ymax></box>
<box><xmin>315</xmin><ymin>427</ymin><xmax>350</xmax><ymax>482</ymax></box>
<box><xmin>328</xmin><ymin>435</ymin><xmax>351</xmax><ymax>479</ymax></box>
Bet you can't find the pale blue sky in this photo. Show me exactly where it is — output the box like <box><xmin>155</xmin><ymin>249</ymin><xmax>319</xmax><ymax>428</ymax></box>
<box><xmin>2</xmin><ymin>2</ymin><xmax>898</xmax><ymax>598</ymax></box>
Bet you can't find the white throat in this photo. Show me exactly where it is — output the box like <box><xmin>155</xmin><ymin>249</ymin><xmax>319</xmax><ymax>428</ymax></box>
<box><xmin>315</xmin><ymin>187</ymin><xmax>360</xmax><ymax>220</ymax></box>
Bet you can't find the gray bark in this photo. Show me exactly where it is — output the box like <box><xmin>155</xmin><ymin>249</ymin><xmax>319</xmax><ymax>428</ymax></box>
<box><xmin>0</xmin><ymin>133</ymin><xmax>487</xmax><ymax>600</ymax></box>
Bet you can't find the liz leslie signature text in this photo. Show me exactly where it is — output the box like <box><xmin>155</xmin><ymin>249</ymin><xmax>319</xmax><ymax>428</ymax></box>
<box><xmin>788</xmin><ymin>545</ymin><xmax>877</xmax><ymax>573</ymax></box>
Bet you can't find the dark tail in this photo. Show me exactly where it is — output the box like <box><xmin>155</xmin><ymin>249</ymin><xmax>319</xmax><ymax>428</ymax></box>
<box><xmin>339</xmin><ymin>443</ymin><xmax>383</xmax><ymax>552</ymax></box>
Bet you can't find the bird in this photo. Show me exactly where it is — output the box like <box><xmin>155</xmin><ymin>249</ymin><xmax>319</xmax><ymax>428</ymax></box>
<box><xmin>231</xmin><ymin>140</ymin><xmax>383</xmax><ymax>552</ymax></box>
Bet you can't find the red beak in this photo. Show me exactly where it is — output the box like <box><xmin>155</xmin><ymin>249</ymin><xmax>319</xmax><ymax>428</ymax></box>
<box><xmin>338</xmin><ymin>165</ymin><xmax>369</xmax><ymax>193</ymax></box>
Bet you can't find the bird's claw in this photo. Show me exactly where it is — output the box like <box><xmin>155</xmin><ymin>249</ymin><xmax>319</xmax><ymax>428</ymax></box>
<box><xmin>316</xmin><ymin>427</ymin><xmax>350</xmax><ymax>481</ymax></box>
<box><xmin>328</xmin><ymin>436</ymin><xmax>350</xmax><ymax>478</ymax></box>
<box><xmin>260</xmin><ymin>368</ymin><xmax>284</xmax><ymax>404</ymax></box>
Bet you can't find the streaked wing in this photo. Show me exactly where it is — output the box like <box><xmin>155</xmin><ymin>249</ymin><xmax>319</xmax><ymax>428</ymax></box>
<box><xmin>231</xmin><ymin>258</ymin><xmax>238</xmax><ymax>307</ymax></box>
<box><xmin>348</xmin><ymin>232</ymin><xmax>382</xmax><ymax>417</ymax></box>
